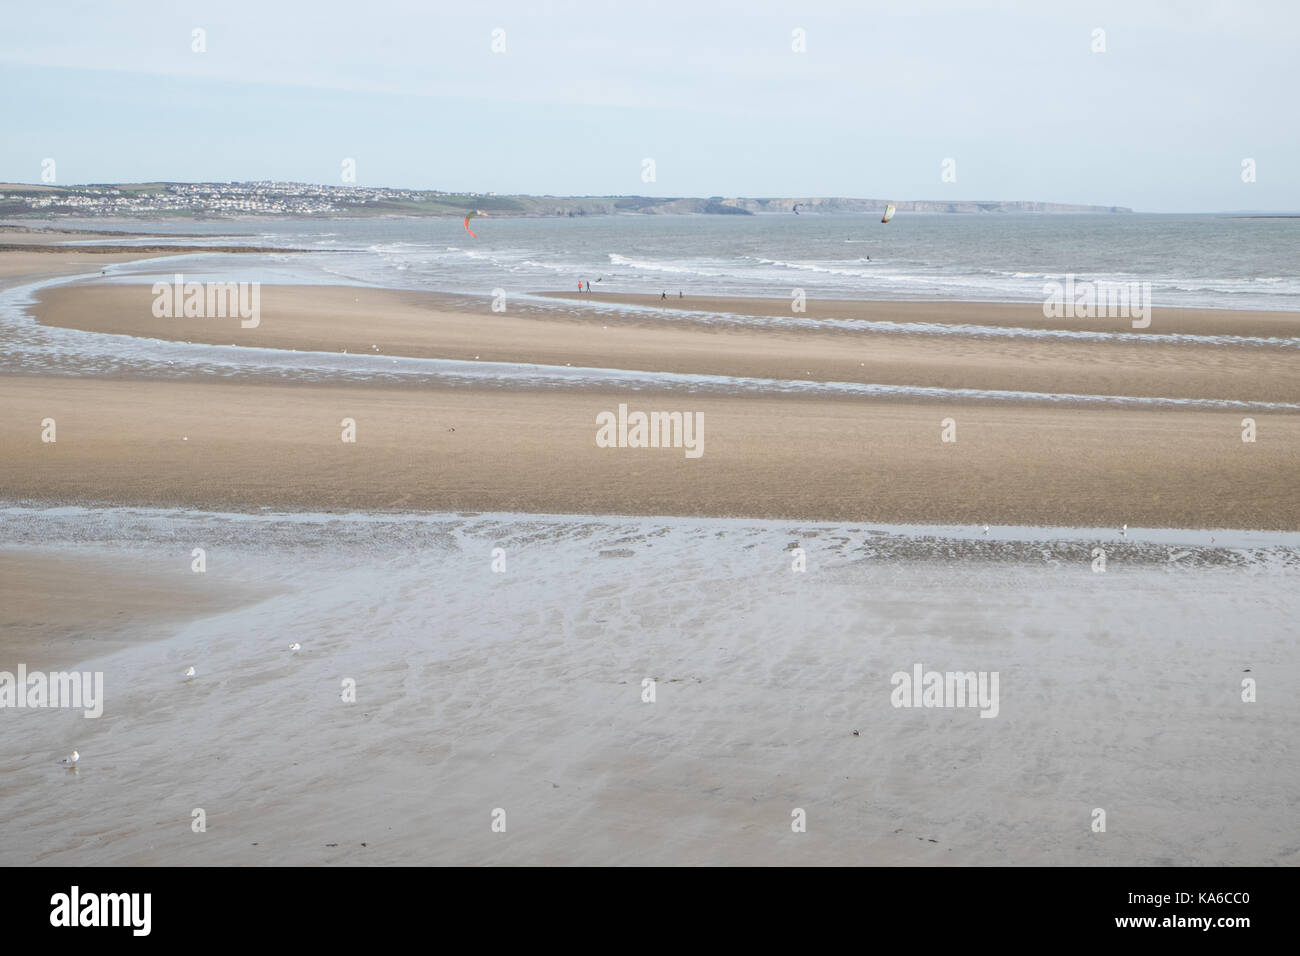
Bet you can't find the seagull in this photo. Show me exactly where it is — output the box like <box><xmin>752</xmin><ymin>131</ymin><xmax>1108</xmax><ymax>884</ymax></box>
<box><xmin>59</xmin><ymin>750</ymin><xmax>79</xmax><ymax>768</ymax></box>
<box><xmin>288</xmin><ymin>642</ymin><xmax>302</xmax><ymax>652</ymax></box>
<box><xmin>1120</xmin><ymin>523</ymin><xmax>1128</xmax><ymax>537</ymax></box>
<box><xmin>982</xmin><ymin>524</ymin><xmax>989</xmax><ymax>535</ymax></box>
<box><xmin>184</xmin><ymin>666</ymin><xmax>196</xmax><ymax>681</ymax></box>
<box><xmin>851</xmin><ymin>729</ymin><xmax>860</xmax><ymax>737</ymax></box>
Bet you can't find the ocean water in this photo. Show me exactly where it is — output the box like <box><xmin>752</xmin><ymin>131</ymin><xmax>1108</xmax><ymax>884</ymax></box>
<box><xmin>29</xmin><ymin>212</ymin><xmax>1300</xmax><ymax>311</ymax></box>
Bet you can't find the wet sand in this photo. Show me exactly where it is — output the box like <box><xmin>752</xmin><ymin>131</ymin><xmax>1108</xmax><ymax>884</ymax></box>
<box><xmin>1</xmin><ymin>509</ymin><xmax>1294</xmax><ymax>866</ymax></box>
<box><xmin>29</xmin><ymin>283</ymin><xmax>1300</xmax><ymax>404</ymax></box>
<box><xmin>0</xmin><ymin>550</ymin><xmax>271</xmax><ymax>671</ymax></box>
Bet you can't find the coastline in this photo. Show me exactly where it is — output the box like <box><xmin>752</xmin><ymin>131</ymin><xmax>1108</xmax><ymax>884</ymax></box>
<box><xmin>2</xmin><ymin>232</ymin><xmax>1297</xmax><ymax>868</ymax></box>
<box><xmin>2</xmin><ymin>238</ymin><xmax>1296</xmax><ymax>530</ymax></box>
<box><xmin>25</xmin><ymin>283</ymin><xmax>1300</xmax><ymax>405</ymax></box>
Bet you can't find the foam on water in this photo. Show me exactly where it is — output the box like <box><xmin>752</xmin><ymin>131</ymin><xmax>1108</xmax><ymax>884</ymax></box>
<box><xmin>4</xmin><ymin>503</ymin><xmax>1298</xmax><ymax>561</ymax></box>
<box><xmin>517</xmin><ymin>293</ymin><xmax>1300</xmax><ymax>349</ymax></box>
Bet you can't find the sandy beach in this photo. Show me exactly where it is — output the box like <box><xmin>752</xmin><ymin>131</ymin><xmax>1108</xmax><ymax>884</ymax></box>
<box><xmin>2</xmin><ymin>375</ymin><xmax>1298</xmax><ymax>528</ymax></box>
<box><xmin>29</xmin><ymin>283</ymin><xmax>1300</xmax><ymax>404</ymax></box>
<box><xmin>2</xmin><ymin>235</ymin><xmax>1297</xmax><ymax>866</ymax></box>
<box><xmin>6</xmin><ymin>268</ymin><xmax>1298</xmax><ymax>528</ymax></box>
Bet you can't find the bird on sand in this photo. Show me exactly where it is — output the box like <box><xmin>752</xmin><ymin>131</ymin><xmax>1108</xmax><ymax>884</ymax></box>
<box><xmin>59</xmin><ymin>750</ymin><xmax>80</xmax><ymax>769</ymax></box>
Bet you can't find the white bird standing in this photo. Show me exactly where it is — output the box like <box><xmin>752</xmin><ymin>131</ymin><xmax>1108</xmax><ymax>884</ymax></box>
<box><xmin>982</xmin><ymin>524</ymin><xmax>990</xmax><ymax>535</ymax></box>
<box><xmin>184</xmin><ymin>666</ymin><xmax>196</xmax><ymax>681</ymax></box>
<box><xmin>288</xmin><ymin>642</ymin><xmax>302</xmax><ymax>652</ymax></box>
<box><xmin>1121</xmin><ymin>523</ymin><xmax>1128</xmax><ymax>537</ymax></box>
<box><xmin>59</xmin><ymin>750</ymin><xmax>79</xmax><ymax>768</ymax></box>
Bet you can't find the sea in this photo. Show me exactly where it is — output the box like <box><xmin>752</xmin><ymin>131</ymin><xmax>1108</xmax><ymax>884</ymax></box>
<box><xmin>31</xmin><ymin>211</ymin><xmax>1300</xmax><ymax>310</ymax></box>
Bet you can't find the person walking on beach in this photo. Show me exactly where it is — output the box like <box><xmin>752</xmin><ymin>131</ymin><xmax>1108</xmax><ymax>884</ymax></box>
<box><xmin>661</xmin><ymin>290</ymin><xmax>667</xmax><ymax>300</ymax></box>
<box><xmin>578</xmin><ymin>280</ymin><xmax>583</xmax><ymax>293</ymax></box>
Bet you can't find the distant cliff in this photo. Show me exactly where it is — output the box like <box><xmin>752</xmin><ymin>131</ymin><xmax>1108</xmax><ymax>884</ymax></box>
<box><xmin>0</xmin><ymin>182</ymin><xmax>1132</xmax><ymax>219</ymax></box>
<box><xmin>720</xmin><ymin>198</ymin><xmax>1132</xmax><ymax>215</ymax></box>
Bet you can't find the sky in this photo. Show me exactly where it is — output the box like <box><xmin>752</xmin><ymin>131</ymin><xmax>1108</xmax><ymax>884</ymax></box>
<box><xmin>1</xmin><ymin>0</ymin><xmax>1296</xmax><ymax>212</ymax></box>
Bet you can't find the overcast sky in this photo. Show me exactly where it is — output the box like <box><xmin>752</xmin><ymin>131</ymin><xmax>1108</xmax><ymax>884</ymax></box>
<box><xmin>2</xmin><ymin>0</ymin><xmax>1296</xmax><ymax>211</ymax></box>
